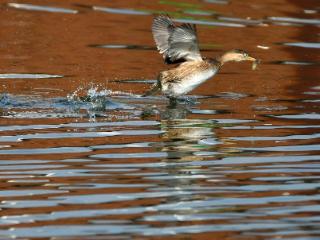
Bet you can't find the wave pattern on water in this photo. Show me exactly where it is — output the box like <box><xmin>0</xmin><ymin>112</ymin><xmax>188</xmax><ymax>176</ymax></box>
<box><xmin>1</xmin><ymin>0</ymin><xmax>320</xmax><ymax>239</ymax></box>
<box><xmin>7</xmin><ymin>3</ymin><xmax>78</xmax><ymax>14</ymax></box>
<box><xmin>0</xmin><ymin>91</ymin><xmax>319</xmax><ymax>239</ymax></box>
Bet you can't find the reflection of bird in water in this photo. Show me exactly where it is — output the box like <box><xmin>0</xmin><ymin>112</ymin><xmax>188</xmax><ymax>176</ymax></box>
<box><xmin>143</xmin><ymin>15</ymin><xmax>259</xmax><ymax>101</ymax></box>
<box><xmin>160</xmin><ymin>119</ymin><xmax>217</xmax><ymax>161</ymax></box>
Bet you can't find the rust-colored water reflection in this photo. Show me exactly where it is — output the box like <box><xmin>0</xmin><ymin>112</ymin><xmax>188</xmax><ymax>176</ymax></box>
<box><xmin>0</xmin><ymin>0</ymin><xmax>319</xmax><ymax>239</ymax></box>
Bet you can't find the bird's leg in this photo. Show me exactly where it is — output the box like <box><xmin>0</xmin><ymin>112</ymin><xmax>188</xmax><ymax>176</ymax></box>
<box><xmin>168</xmin><ymin>97</ymin><xmax>177</xmax><ymax>108</ymax></box>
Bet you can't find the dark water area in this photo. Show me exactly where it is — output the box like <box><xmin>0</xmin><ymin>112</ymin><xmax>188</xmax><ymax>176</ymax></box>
<box><xmin>0</xmin><ymin>0</ymin><xmax>319</xmax><ymax>239</ymax></box>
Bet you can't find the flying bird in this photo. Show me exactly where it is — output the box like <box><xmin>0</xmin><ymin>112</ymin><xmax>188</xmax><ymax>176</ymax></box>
<box><xmin>143</xmin><ymin>15</ymin><xmax>259</xmax><ymax>99</ymax></box>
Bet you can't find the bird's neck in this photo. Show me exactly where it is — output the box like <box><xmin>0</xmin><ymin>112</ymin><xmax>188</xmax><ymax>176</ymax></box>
<box><xmin>216</xmin><ymin>52</ymin><xmax>239</xmax><ymax>65</ymax></box>
<box><xmin>207</xmin><ymin>58</ymin><xmax>222</xmax><ymax>68</ymax></box>
<box><xmin>203</xmin><ymin>55</ymin><xmax>226</xmax><ymax>67</ymax></box>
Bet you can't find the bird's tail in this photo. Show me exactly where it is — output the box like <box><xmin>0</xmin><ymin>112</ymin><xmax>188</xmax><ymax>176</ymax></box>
<box><xmin>142</xmin><ymin>81</ymin><xmax>161</xmax><ymax>97</ymax></box>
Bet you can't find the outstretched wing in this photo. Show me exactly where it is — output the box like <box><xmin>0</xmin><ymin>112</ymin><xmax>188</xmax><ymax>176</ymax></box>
<box><xmin>152</xmin><ymin>15</ymin><xmax>202</xmax><ymax>63</ymax></box>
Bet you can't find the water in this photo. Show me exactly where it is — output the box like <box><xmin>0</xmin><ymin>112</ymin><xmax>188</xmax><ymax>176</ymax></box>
<box><xmin>0</xmin><ymin>0</ymin><xmax>319</xmax><ymax>239</ymax></box>
<box><xmin>7</xmin><ymin>3</ymin><xmax>78</xmax><ymax>14</ymax></box>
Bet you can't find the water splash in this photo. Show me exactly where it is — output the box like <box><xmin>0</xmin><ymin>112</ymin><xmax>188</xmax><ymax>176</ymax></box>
<box><xmin>1</xmin><ymin>85</ymin><xmax>138</xmax><ymax>120</ymax></box>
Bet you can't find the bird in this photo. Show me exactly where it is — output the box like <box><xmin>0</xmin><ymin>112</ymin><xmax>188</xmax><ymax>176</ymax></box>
<box><xmin>143</xmin><ymin>15</ymin><xmax>259</xmax><ymax>100</ymax></box>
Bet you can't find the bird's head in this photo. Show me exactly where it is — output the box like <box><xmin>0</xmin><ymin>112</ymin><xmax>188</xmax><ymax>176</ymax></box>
<box><xmin>220</xmin><ymin>49</ymin><xmax>257</xmax><ymax>65</ymax></box>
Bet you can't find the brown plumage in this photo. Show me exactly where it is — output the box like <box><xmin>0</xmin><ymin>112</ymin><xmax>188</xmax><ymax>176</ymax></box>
<box><xmin>143</xmin><ymin>15</ymin><xmax>258</xmax><ymax>98</ymax></box>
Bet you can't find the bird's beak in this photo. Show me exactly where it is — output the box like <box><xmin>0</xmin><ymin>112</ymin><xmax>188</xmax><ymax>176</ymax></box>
<box><xmin>246</xmin><ymin>56</ymin><xmax>256</xmax><ymax>61</ymax></box>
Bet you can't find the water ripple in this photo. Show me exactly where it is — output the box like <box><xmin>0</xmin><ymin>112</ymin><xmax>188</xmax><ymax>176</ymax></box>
<box><xmin>0</xmin><ymin>147</ymin><xmax>91</xmax><ymax>155</ymax></box>
<box><xmin>0</xmin><ymin>1</ymin><xmax>319</xmax><ymax>239</ymax></box>
<box><xmin>8</xmin><ymin>3</ymin><xmax>78</xmax><ymax>14</ymax></box>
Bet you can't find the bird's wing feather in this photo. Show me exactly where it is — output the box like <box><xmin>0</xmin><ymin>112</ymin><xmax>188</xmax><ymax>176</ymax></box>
<box><xmin>167</xmin><ymin>23</ymin><xmax>202</xmax><ymax>61</ymax></box>
<box><xmin>152</xmin><ymin>15</ymin><xmax>174</xmax><ymax>55</ymax></box>
<box><xmin>152</xmin><ymin>15</ymin><xmax>202</xmax><ymax>63</ymax></box>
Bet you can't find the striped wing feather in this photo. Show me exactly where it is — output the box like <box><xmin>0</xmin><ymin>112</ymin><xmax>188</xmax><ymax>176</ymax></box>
<box><xmin>152</xmin><ymin>15</ymin><xmax>202</xmax><ymax>63</ymax></box>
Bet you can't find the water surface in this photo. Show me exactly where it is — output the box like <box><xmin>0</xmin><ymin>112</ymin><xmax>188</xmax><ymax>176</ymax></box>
<box><xmin>0</xmin><ymin>0</ymin><xmax>319</xmax><ymax>239</ymax></box>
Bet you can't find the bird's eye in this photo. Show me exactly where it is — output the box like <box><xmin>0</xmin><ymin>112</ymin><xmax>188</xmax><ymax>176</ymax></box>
<box><xmin>243</xmin><ymin>53</ymin><xmax>248</xmax><ymax>57</ymax></box>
